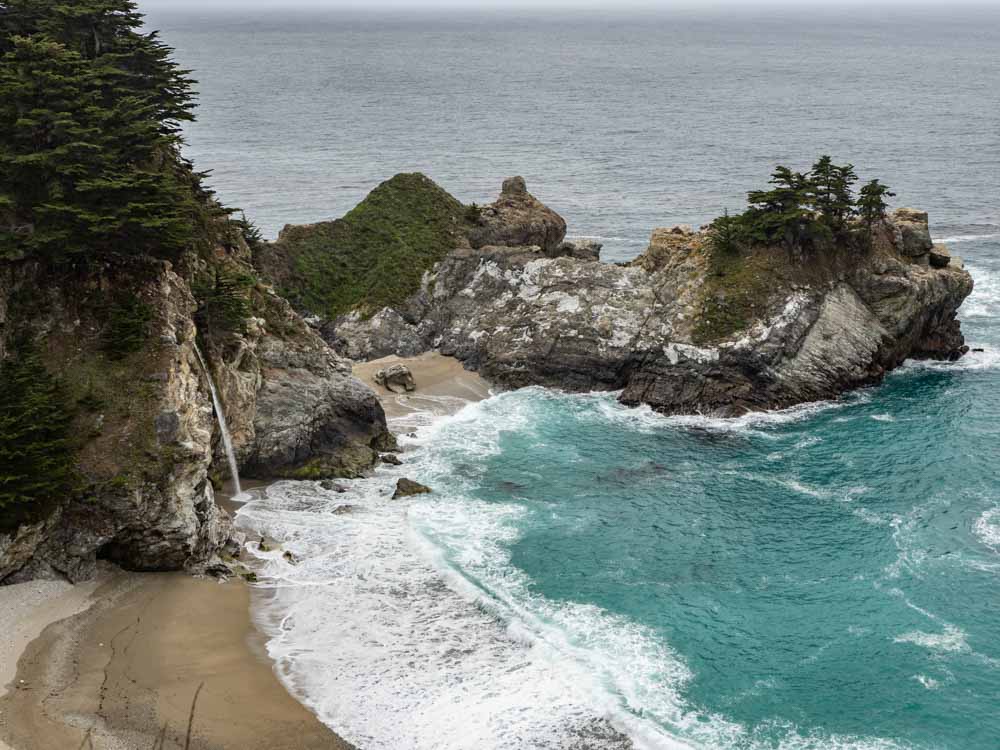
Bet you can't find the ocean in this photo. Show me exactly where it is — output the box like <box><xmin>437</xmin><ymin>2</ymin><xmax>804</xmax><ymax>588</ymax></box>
<box><xmin>148</xmin><ymin>5</ymin><xmax>1000</xmax><ymax>749</ymax></box>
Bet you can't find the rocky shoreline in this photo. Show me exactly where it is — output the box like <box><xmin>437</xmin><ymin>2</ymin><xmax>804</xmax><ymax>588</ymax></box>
<box><xmin>1</xmin><ymin>171</ymin><xmax>974</xmax><ymax>590</ymax></box>
<box><xmin>283</xmin><ymin>177</ymin><xmax>973</xmax><ymax>417</ymax></box>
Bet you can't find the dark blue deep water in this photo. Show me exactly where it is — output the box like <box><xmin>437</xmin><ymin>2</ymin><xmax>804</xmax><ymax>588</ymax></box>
<box><xmin>163</xmin><ymin>5</ymin><xmax>1000</xmax><ymax>748</ymax></box>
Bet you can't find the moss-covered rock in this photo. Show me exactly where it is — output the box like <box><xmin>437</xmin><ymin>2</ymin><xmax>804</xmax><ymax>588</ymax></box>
<box><xmin>255</xmin><ymin>173</ymin><xmax>472</xmax><ymax>319</ymax></box>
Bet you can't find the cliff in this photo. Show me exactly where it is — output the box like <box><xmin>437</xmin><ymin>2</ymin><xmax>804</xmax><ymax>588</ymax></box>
<box><xmin>0</xmin><ymin>232</ymin><xmax>391</xmax><ymax>584</ymax></box>
<box><xmin>285</xmin><ymin>178</ymin><xmax>972</xmax><ymax>416</ymax></box>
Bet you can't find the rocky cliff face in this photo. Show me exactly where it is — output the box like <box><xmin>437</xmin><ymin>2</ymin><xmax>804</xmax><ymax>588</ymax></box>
<box><xmin>0</xmin><ymin>236</ymin><xmax>392</xmax><ymax>584</ymax></box>
<box><xmin>328</xmin><ymin>181</ymin><xmax>973</xmax><ymax>416</ymax></box>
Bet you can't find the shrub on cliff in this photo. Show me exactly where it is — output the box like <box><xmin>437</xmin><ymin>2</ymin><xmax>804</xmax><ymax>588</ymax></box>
<box><xmin>0</xmin><ymin>0</ymin><xmax>218</xmax><ymax>261</ymax></box>
<box><xmin>0</xmin><ymin>344</ymin><xmax>75</xmax><ymax>524</ymax></box>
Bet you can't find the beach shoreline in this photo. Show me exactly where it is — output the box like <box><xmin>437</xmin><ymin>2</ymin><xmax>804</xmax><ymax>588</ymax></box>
<box><xmin>353</xmin><ymin>351</ymin><xmax>492</xmax><ymax>424</ymax></box>
<box><xmin>0</xmin><ymin>353</ymin><xmax>487</xmax><ymax>750</ymax></box>
<box><xmin>0</xmin><ymin>564</ymin><xmax>352</xmax><ymax>750</ymax></box>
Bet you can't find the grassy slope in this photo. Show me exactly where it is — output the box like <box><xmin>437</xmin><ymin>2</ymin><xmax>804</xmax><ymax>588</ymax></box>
<box><xmin>261</xmin><ymin>173</ymin><xmax>471</xmax><ymax>319</ymax></box>
<box><xmin>691</xmin><ymin>242</ymin><xmax>864</xmax><ymax>346</ymax></box>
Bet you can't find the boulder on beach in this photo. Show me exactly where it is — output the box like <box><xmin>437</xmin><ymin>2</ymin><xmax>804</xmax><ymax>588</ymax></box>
<box><xmin>374</xmin><ymin>363</ymin><xmax>416</xmax><ymax>393</ymax></box>
<box><xmin>393</xmin><ymin>478</ymin><xmax>432</xmax><ymax>499</ymax></box>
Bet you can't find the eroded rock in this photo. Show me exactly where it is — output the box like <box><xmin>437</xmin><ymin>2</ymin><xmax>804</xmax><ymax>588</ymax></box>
<box><xmin>330</xmin><ymin>209</ymin><xmax>972</xmax><ymax>417</ymax></box>
<box><xmin>468</xmin><ymin>177</ymin><xmax>567</xmax><ymax>253</ymax></box>
<box><xmin>393</xmin><ymin>478</ymin><xmax>432</xmax><ymax>499</ymax></box>
<box><xmin>374</xmin><ymin>363</ymin><xmax>416</xmax><ymax>393</ymax></box>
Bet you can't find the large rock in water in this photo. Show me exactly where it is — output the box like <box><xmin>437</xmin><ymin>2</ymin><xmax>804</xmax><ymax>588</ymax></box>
<box><xmin>329</xmin><ymin>204</ymin><xmax>973</xmax><ymax>416</ymax></box>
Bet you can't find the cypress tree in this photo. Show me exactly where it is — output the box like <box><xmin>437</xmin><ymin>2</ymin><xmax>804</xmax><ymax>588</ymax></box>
<box><xmin>0</xmin><ymin>345</ymin><xmax>75</xmax><ymax>516</ymax></box>
<box><xmin>858</xmin><ymin>179</ymin><xmax>895</xmax><ymax>244</ymax></box>
<box><xmin>0</xmin><ymin>0</ymin><xmax>210</xmax><ymax>262</ymax></box>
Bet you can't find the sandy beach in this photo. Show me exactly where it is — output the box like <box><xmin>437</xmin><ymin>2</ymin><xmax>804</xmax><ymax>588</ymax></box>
<box><xmin>354</xmin><ymin>352</ymin><xmax>492</xmax><ymax>423</ymax></box>
<box><xmin>0</xmin><ymin>353</ymin><xmax>489</xmax><ymax>750</ymax></box>
<box><xmin>0</xmin><ymin>566</ymin><xmax>351</xmax><ymax>750</ymax></box>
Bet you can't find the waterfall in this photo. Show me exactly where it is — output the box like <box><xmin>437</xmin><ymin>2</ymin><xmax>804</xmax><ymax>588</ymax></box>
<box><xmin>193</xmin><ymin>345</ymin><xmax>242</xmax><ymax>497</ymax></box>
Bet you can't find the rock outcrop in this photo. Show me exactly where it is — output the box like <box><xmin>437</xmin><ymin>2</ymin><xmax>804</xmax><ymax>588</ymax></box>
<box><xmin>467</xmin><ymin>176</ymin><xmax>567</xmax><ymax>253</ymax></box>
<box><xmin>323</xmin><ymin>181</ymin><xmax>973</xmax><ymax>417</ymax></box>
<box><xmin>0</xmin><ymin>234</ymin><xmax>392</xmax><ymax>583</ymax></box>
<box><xmin>393</xmin><ymin>478</ymin><xmax>432</xmax><ymax>499</ymax></box>
<box><xmin>0</xmin><ymin>258</ymin><xmax>230</xmax><ymax>583</ymax></box>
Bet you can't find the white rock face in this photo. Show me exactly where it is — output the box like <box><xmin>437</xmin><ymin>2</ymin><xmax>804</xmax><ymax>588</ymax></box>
<box><xmin>331</xmin><ymin>210</ymin><xmax>973</xmax><ymax>417</ymax></box>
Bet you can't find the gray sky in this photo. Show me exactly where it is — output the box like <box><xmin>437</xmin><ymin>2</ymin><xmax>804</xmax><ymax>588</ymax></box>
<box><xmin>139</xmin><ymin>0</ymin><xmax>989</xmax><ymax>9</ymax></box>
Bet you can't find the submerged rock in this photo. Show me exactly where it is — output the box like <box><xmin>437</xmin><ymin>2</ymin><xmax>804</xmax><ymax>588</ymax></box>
<box><xmin>393</xmin><ymin>478</ymin><xmax>432</xmax><ymax>499</ymax></box>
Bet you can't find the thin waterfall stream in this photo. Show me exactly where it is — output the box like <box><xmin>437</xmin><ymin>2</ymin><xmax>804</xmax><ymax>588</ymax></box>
<box><xmin>194</xmin><ymin>344</ymin><xmax>243</xmax><ymax>497</ymax></box>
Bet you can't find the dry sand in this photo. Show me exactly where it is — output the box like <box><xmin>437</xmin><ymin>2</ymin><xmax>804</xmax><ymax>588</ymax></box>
<box><xmin>0</xmin><ymin>353</ymin><xmax>492</xmax><ymax>750</ymax></box>
<box><xmin>0</xmin><ymin>567</ymin><xmax>351</xmax><ymax>750</ymax></box>
<box><xmin>353</xmin><ymin>352</ymin><xmax>493</xmax><ymax>425</ymax></box>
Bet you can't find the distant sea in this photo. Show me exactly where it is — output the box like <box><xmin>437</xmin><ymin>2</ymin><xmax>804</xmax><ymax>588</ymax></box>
<box><xmin>149</xmin><ymin>6</ymin><xmax>1000</xmax><ymax>749</ymax></box>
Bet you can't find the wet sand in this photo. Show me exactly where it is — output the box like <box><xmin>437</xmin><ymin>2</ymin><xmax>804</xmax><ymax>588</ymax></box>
<box><xmin>353</xmin><ymin>352</ymin><xmax>493</xmax><ymax>424</ymax></box>
<box><xmin>0</xmin><ymin>566</ymin><xmax>351</xmax><ymax>750</ymax></box>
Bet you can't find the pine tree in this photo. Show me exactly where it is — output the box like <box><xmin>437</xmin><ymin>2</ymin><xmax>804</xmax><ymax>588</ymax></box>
<box><xmin>745</xmin><ymin>166</ymin><xmax>821</xmax><ymax>251</ymax></box>
<box><xmin>810</xmin><ymin>156</ymin><xmax>857</xmax><ymax>232</ymax></box>
<box><xmin>0</xmin><ymin>0</ymin><xmax>210</xmax><ymax>261</ymax></box>
<box><xmin>0</xmin><ymin>345</ymin><xmax>75</xmax><ymax>515</ymax></box>
<box><xmin>858</xmin><ymin>179</ymin><xmax>895</xmax><ymax>243</ymax></box>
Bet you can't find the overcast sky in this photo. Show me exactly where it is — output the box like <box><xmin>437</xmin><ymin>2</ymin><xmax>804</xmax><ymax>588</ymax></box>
<box><xmin>138</xmin><ymin>0</ymin><xmax>991</xmax><ymax>9</ymax></box>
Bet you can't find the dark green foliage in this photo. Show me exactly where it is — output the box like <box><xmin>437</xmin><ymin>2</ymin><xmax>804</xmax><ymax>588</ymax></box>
<box><xmin>711</xmin><ymin>157</ymin><xmax>892</xmax><ymax>256</ymax></box>
<box><xmin>270</xmin><ymin>173</ymin><xmax>469</xmax><ymax>318</ymax></box>
<box><xmin>193</xmin><ymin>267</ymin><xmax>255</xmax><ymax>333</ymax></box>
<box><xmin>858</xmin><ymin>179</ymin><xmax>895</xmax><ymax>240</ymax></box>
<box><xmin>233</xmin><ymin>211</ymin><xmax>263</xmax><ymax>250</ymax></box>
<box><xmin>705</xmin><ymin>210</ymin><xmax>748</xmax><ymax>256</ymax></box>
<box><xmin>0</xmin><ymin>0</ymin><xmax>214</xmax><ymax>261</ymax></box>
<box><xmin>0</xmin><ymin>344</ymin><xmax>75</xmax><ymax>519</ymax></box>
<box><xmin>745</xmin><ymin>166</ymin><xmax>831</xmax><ymax>251</ymax></box>
<box><xmin>464</xmin><ymin>202</ymin><xmax>483</xmax><ymax>223</ymax></box>
<box><xmin>101</xmin><ymin>294</ymin><xmax>153</xmax><ymax>358</ymax></box>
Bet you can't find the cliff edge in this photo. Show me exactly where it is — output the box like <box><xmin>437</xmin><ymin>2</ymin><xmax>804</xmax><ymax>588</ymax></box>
<box><xmin>268</xmin><ymin>176</ymin><xmax>972</xmax><ymax>417</ymax></box>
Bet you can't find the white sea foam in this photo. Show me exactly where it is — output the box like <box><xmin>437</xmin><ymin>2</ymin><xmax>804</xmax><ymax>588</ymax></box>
<box><xmin>958</xmin><ymin>263</ymin><xmax>1000</xmax><ymax>321</ymax></box>
<box><xmin>894</xmin><ymin>626</ymin><xmax>969</xmax><ymax>654</ymax></box>
<box><xmin>973</xmin><ymin>507</ymin><xmax>1000</xmax><ymax>551</ymax></box>
<box><xmin>934</xmin><ymin>232</ymin><xmax>1000</xmax><ymax>244</ymax></box>
<box><xmin>238</xmin><ymin>389</ymin><xmax>914</xmax><ymax>750</ymax></box>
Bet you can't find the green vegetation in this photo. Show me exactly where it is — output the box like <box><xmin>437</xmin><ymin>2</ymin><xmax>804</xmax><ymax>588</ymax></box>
<box><xmin>692</xmin><ymin>249</ymin><xmax>786</xmax><ymax>345</ymax></box>
<box><xmin>694</xmin><ymin>157</ymin><xmax>896</xmax><ymax>344</ymax></box>
<box><xmin>102</xmin><ymin>294</ymin><xmax>154</xmax><ymax>358</ymax></box>
<box><xmin>0</xmin><ymin>0</ymin><xmax>220</xmax><ymax>261</ymax></box>
<box><xmin>193</xmin><ymin>266</ymin><xmax>255</xmax><ymax>334</ymax></box>
<box><xmin>269</xmin><ymin>173</ymin><xmax>471</xmax><ymax>318</ymax></box>
<box><xmin>0</xmin><ymin>344</ymin><xmax>75</xmax><ymax>525</ymax></box>
<box><xmin>705</xmin><ymin>156</ymin><xmax>893</xmax><ymax>256</ymax></box>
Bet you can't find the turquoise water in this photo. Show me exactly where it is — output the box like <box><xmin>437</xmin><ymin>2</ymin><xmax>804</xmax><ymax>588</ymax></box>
<box><xmin>162</xmin><ymin>5</ymin><xmax>1000</xmax><ymax>746</ymax></box>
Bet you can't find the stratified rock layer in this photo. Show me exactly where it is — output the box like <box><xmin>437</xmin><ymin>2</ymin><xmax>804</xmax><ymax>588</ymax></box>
<box><xmin>330</xmin><ymin>189</ymin><xmax>973</xmax><ymax>417</ymax></box>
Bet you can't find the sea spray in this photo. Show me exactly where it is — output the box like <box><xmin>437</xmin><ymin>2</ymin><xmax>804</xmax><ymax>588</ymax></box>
<box><xmin>194</xmin><ymin>344</ymin><xmax>242</xmax><ymax>497</ymax></box>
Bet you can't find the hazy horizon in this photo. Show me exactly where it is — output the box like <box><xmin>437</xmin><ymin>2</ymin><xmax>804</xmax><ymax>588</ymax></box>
<box><xmin>139</xmin><ymin>0</ymin><xmax>1000</xmax><ymax>10</ymax></box>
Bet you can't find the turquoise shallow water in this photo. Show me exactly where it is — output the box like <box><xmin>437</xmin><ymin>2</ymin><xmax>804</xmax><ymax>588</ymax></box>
<box><xmin>240</xmin><ymin>264</ymin><xmax>1000</xmax><ymax>748</ymax></box>
<box><xmin>159</xmin><ymin>5</ymin><xmax>1000</xmax><ymax>746</ymax></box>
